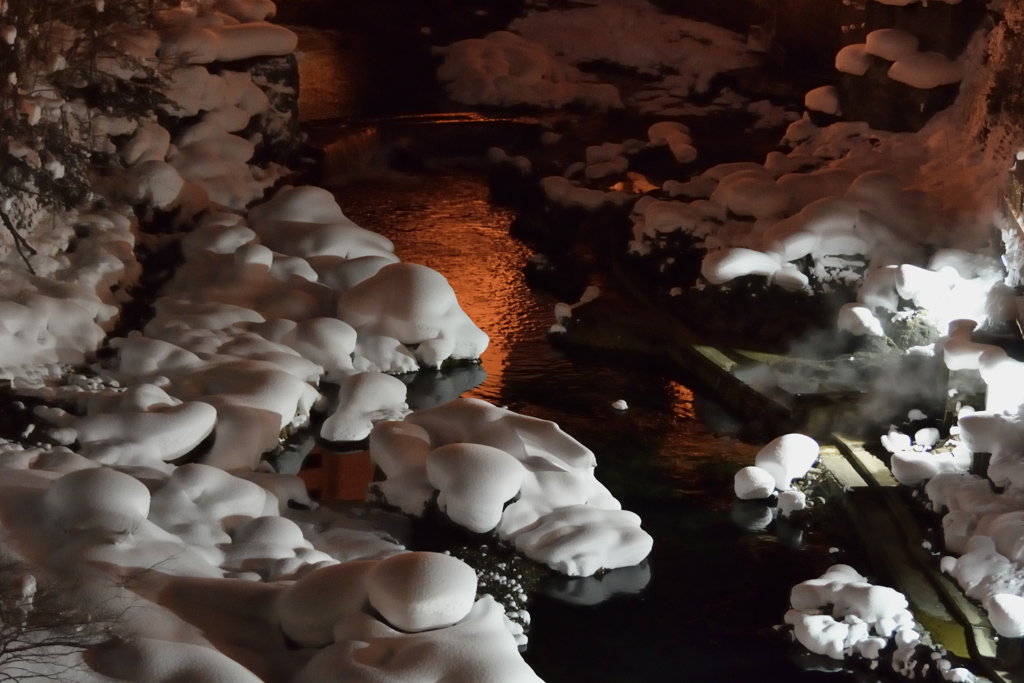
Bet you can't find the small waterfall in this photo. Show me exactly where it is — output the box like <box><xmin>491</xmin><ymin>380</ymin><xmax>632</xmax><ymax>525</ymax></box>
<box><xmin>322</xmin><ymin>126</ymin><xmax>381</xmax><ymax>182</ymax></box>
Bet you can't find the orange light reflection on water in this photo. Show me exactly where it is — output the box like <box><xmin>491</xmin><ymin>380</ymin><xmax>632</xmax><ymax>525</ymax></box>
<box><xmin>668</xmin><ymin>380</ymin><xmax>696</xmax><ymax>419</ymax></box>
<box><xmin>656</xmin><ymin>380</ymin><xmax>761</xmax><ymax>501</ymax></box>
<box><xmin>331</xmin><ymin>175</ymin><xmax>545</xmax><ymax>406</ymax></box>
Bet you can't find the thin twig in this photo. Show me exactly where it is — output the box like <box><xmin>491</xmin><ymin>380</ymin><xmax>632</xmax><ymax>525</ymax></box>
<box><xmin>0</xmin><ymin>209</ymin><xmax>37</xmax><ymax>275</ymax></box>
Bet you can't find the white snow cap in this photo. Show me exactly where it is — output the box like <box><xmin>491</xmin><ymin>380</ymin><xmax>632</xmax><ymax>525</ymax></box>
<box><xmin>787</xmin><ymin>565</ymin><xmax>914</xmax><ymax>661</ymax></box>
<box><xmin>701</xmin><ymin>248</ymin><xmax>781</xmax><ymax>285</ymax></box>
<box><xmin>45</xmin><ymin>467</ymin><xmax>150</xmax><ymax>534</ymax></box>
<box><xmin>865</xmin><ymin>29</ymin><xmax>919</xmax><ymax>62</ymax></box>
<box><xmin>320</xmin><ymin>372</ymin><xmax>410</xmax><ymax>442</ymax></box>
<box><xmin>370</xmin><ymin>398</ymin><xmax>652</xmax><ymax>576</ymax></box>
<box><xmin>428</xmin><ymin>443</ymin><xmax>526</xmax><ymax>534</ymax></box>
<box><xmin>754</xmin><ymin>433</ymin><xmax>819</xmax><ymax>489</ymax></box>
<box><xmin>836</xmin><ymin>43</ymin><xmax>870</xmax><ymax>76</ymax></box>
<box><xmin>437</xmin><ymin>31</ymin><xmax>622</xmax><ymax>111</ymax></box>
<box><xmin>837</xmin><ymin>302</ymin><xmax>885</xmax><ymax>337</ymax></box>
<box><xmin>985</xmin><ymin>593</ymin><xmax>1024</xmax><ymax>638</ymax></box>
<box><xmin>275</xmin><ymin>560</ymin><xmax>377</xmax><ymax>647</ymax></box>
<box><xmin>338</xmin><ymin>262</ymin><xmax>489</xmax><ymax>368</ymax></box>
<box><xmin>734</xmin><ymin>466</ymin><xmax>776</xmax><ymax>500</ymax></box>
<box><xmin>888</xmin><ymin>52</ymin><xmax>962</xmax><ymax>89</ymax></box>
<box><xmin>366</xmin><ymin>552</ymin><xmax>478</xmax><ymax>632</ymax></box>
<box><xmin>778</xmin><ymin>490</ymin><xmax>807</xmax><ymax>517</ymax></box>
<box><xmin>804</xmin><ymin>85</ymin><xmax>840</xmax><ymax>116</ymax></box>
<box><xmin>647</xmin><ymin>121</ymin><xmax>697</xmax><ymax>164</ymax></box>
<box><xmin>296</xmin><ymin>595</ymin><xmax>542</xmax><ymax>682</ymax></box>
<box><xmin>160</xmin><ymin>22</ymin><xmax>297</xmax><ymax>65</ymax></box>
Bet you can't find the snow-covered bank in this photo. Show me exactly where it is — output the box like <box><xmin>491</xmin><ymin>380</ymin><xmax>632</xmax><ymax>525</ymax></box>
<box><xmin>436</xmin><ymin>0</ymin><xmax>762</xmax><ymax>117</ymax></box>
<box><xmin>0</xmin><ymin>1</ymin><xmax>658</xmax><ymax>681</ymax></box>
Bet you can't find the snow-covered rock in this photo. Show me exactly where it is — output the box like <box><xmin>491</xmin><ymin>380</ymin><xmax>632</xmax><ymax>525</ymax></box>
<box><xmin>365</xmin><ymin>552</ymin><xmax>478</xmax><ymax>633</ymax></box>
<box><xmin>753</xmin><ymin>434</ymin><xmax>819</xmax><ymax>490</ymax></box>
<box><xmin>734</xmin><ymin>466</ymin><xmax>776</xmax><ymax>500</ymax></box>
<box><xmin>320</xmin><ymin>372</ymin><xmax>410</xmax><ymax>442</ymax></box>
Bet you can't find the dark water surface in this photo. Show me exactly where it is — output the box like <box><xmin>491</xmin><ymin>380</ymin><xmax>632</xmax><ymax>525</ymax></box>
<box><xmin>331</xmin><ymin>172</ymin><xmax>862</xmax><ymax>682</ymax></box>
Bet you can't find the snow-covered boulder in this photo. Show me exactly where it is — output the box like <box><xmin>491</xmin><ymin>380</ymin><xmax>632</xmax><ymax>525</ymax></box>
<box><xmin>370</xmin><ymin>398</ymin><xmax>652</xmax><ymax>576</ymax></box>
<box><xmin>275</xmin><ymin>560</ymin><xmax>377</xmax><ymax>647</ymax></box>
<box><xmin>320</xmin><ymin>372</ymin><xmax>410</xmax><ymax>442</ymax></box>
<box><xmin>427</xmin><ymin>443</ymin><xmax>526</xmax><ymax>533</ymax></box>
<box><xmin>366</xmin><ymin>552</ymin><xmax>478</xmax><ymax>633</ymax></box>
<box><xmin>74</xmin><ymin>400</ymin><xmax>218</xmax><ymax>468</ymax></box>
<box><xmin>338</xmin><ymin>263</ymin><xmax>489</xmax><ymax>367</ymax></box>
<box><xmin>511</xmin><ymin>505</ymin><xmax>652</xmax><ymax>577</ymax></box>
<box><xmin>734</xmin><ymin>466</ymin><xmax>776</xmax><ymax>500</ymax></box>
<box><xmin>647</xmin><ymin>121</ymin><xmax>697</xmax><ymax>164</ymax></box>
<box><xmin>437</xmin><ymin>31</ymin><xmax>622</xmax><ymax>111</ymax></box>
<box><xmin>296</xmin><ymin>596</ymin><xmax>542</xmax><ymax>682</ymax></box>
<box><xmin>45</xmin><ymin>467</ymin><xmax>151</xmax><ymax>534</ymax></box>
<box><xmin>753</xmin><ymin>434</ymin><xmax>819</xmax><ymax>489</ymax></box>
<box><xmin>985</xmin><ymin>593</ymin><xmax>1024</xmax><ymax>638</ymax></box>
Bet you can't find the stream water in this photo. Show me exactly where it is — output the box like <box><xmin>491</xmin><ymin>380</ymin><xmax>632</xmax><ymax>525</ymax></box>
<box><xmin>329</xmin><ymin>170</ymin><xmax>865</xmax><ymax>683</ymax></box>
<box><xmin>292</xmin><ymin>11</ymin><xmax>874</xmax><ymax>683</ymax></box>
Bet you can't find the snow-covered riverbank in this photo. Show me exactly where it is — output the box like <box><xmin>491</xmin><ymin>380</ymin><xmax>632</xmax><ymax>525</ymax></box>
<box><xmin>0</xmin><ymin>1</ymin><xmax>659</xmax><ymax>680</ymax></box>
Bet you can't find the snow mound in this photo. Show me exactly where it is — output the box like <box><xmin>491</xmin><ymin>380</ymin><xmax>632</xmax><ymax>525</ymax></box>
<box><xmin>541</xmin><ymin>175</ymin><xmax>629</xmax><ymax>211</ymax></box>
<box><xmin>647</xmin><ymin>121</ymin><xmax>697</xmax><ymax>164</ymax></box>
<box><xmin>370</xmin><ymin>398</ymin><xmax>652</xmax><ymax>576</ymax></box>
<box><xmin>160</xmin><ymin>21</ymin><xmax>297</xmax><ymax>65</ymax></box>
<box><xmin>366</xmin><ymin>552</ymin><xmax>478</xmax><ymax>632</ymax></box>
<box><xmin>437</xmin><ymin>32</ymin><xmax>622</xmax><ymax>111</ymax></box>
<box><xmin>249</xmin><ymin>185</ymin><xmax>398</xmax><ymax>261</ymax></box>
<box><xmin>510</xmin><ymin>0</ymin><xmax>755</xmax><ymax>92</ymax></box>
<box><xmin>73</xmin><ymin>400</ymin><xmax>217</xmax><ymax>469</ymax></box>
<box><xmin>427</xmin><ymin>443</ymin><xmax>526</xmax><ymax>533</ymax></box>
<box><xmin>888</xmin><ymin>52</ymin><xmax>962</xmax><ymax>89</ymax></box>
<box><xmin>275</xmin><ymin>560</ymin><xmax>377</xmax><ymax>647</ymax></box>
<box><xmin>701</xmin><ymin>248</ymin><xmax>781</xmax><ymax>285</ymax></box>
<box><xmin>512</xmin><ymin>505</ymin><xmax>653</xmax><ymax>577</ymax></box>
<box><xmin>805</xmin><ymin>85</ymin><xmax>840</xmax><ymax>115</ymax></box>
<box><xmin>45</xmin><ymin>467</ymin><xmax>151</xmax><ymax>534</ymax></box>
<box><xmin>94</xmin><ymin>637</ymin><xmax>264</xmax><ymax>683</ymax></box>
<box><xmin>320</xmin><ymin>372</ymin><xmax>410</xmax><ymax>442</ymax></box>
<box><xmin>338</xmin><ymin>263</ymin><xmax>489</xmax><ymax>368</ymax></box>
<box><xmin>786</xmin><ymin>565</ymin><xmax>914</xmax><ymax>661</ymax></box>
<box><xmin>734</xmin><ymin>466</ymin><xmax>776</xmax><ymax>500</ymax></box>
<box><xmin>754</xmin><ymin>434</ymin><xmax>819</xmax><ymax>490</ymax></box>
<box><xmin>837</xmin><ymin>303</ymin><xmax>885</xmax><ymax>337</ymax></box>
<box><xmin>0</xmin><ymin>295</ymin><xmax>108</xmax><ymax>375</ymax></box>
<box><xmin>149</xmin><ymin>463</ymin><xmax>274</xmax><ymax>543</ymax></box>
<box><xmin>296</xmin><ymin>596</ymin><xmax>543</xmax><ymax>682</ymax></box>
<box><xmin>985</xmin><ymin>593</ymin><xmax>1024</xmax><ymax>638</ymax></box>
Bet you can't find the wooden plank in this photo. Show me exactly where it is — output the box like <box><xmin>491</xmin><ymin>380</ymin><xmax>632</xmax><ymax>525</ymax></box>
<box><xmin>844</xmin><ymin>491</ymin><xmax>964</xmax><ymax>654</ymax></box>
<box><xmin>819</xmin><ymin>446</ymin><xmax>868</xmax><ymax>489</ymax></box>
<box><xmin>834</xmin><ymin>435</ymin><xmax>900</xmax><ymax>487</ymax></box>
<box><xmin>691</xmin><ymin>344</ymin><xmax>738</xmax><ymax>373</ymax></box>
